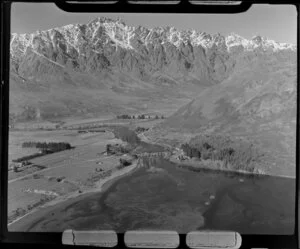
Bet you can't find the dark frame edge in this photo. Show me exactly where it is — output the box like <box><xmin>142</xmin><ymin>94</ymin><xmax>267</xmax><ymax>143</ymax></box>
<box><xmin>0</xmin><ymin>1</ymin><xmax>299</xmax><ymax>249</ymax></box>
<box><xmin>296</xmin><ymin>3</ymin><xmax>300</xmax><ymax>249</ymax></box>
<box><xmin>54</xmin><ymin>0</ymin><xmax>253</xmax><ymax>13</ymax></box>
<box><xmin>0</xmin><ymin>0</ymin><xmax>10</xmax><ymax>244</ymax></box>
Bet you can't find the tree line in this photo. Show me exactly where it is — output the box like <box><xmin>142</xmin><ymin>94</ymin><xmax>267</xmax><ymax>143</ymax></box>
<box><xmin>181</xmin><ymin>137</ymin><xmax>261</xmax><ymax>173</ymax></box>
<box><xmin>22</xmin><ymin>141</ymin><xmax>72</xmax><ymax>152</ymax></box>
<box><xmin>116</xmin><ymin>114</ymin><xmax>165</xmax><ymax>119</ymax></box>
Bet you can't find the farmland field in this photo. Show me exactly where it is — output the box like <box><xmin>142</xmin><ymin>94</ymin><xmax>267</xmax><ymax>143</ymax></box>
<box><xmin>8</xmin><ymin>125</ymin><xmax>131</xmax><ymax>223</ymax></box>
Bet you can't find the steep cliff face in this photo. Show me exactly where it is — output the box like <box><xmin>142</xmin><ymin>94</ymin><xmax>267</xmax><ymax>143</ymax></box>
<box><xmin>10</xmin><ymin>17</ymin><xmax>296</xmax><ymax>122</ymax></box>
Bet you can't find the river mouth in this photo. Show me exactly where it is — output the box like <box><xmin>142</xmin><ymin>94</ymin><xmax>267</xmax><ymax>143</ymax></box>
<box><xmin>9</xmin><ymin>160</ymin><xmax>295</xmax><ymax>234</ymax></box>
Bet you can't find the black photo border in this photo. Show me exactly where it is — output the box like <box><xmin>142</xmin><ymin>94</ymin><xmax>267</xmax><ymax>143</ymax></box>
<box><xmin>0</xmin><ymin>1</ymin><xmax>299</xmax><ymax>248</ymax></box>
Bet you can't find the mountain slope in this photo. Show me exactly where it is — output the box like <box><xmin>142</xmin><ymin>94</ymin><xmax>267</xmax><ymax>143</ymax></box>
<box><xmin>157</xmin><ymin>46</ymin><xmax>296</xmax><ymax>176</ymax></box>
<box><xmin>10</xmin><ymin>17</ymin><xmax>296</xmax><ymax>124</ymax></box>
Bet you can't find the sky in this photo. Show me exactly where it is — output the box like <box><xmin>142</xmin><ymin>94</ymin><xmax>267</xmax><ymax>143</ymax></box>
<box><xmin>11</xmin><ymin>3</ymin><xmax>297</xmax><ymax>44</ymax></box>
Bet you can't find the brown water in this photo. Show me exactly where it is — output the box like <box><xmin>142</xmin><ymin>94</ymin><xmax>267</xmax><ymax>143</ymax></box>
<box><xmin>9</xmin><ymin>160</ymin><xmax>295</xmax><ymax>234</ymax></box>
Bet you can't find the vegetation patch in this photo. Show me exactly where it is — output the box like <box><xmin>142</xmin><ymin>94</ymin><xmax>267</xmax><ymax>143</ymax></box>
<box><xmin>110</xmin><ymin>126</ymin><xmax>166</xmax><ymax>154</ymax></box>
<box><xmin>12</xmin><ymin>141</ymin><xmax>73</xmax><ymax>163</ymax></box>
<box><xmin>106</xmin><ymin>143</ymin><xmax>132</xmax><ymax>156</ymax></box>
<box><xmin>116</xmin><ymin>114</ymin><xmax>164</xmax><ymax>119</ymax></box>
<box><xmin>12</xmin><ymin>153</ymin><xmax>47</xmax><ymax>163</ymax></box>
<box><xmin>22</xmin><ymin>141</ymin><xmax>72</xmax><ymax>152</ymax></box>
<box><xmin>32</xmin><ymin>174</ymin><xmax>43</xmax><ymax>179</ymax></box>
<box><xmin>135</xmin><ymin>127</ymin><xmax>149</xmax><ymax>134</ymax></box>
<box><xmin>8</xmin><ymin>194</ymin><xmax>57</xmax><ymax>223</ymax></box>
<box><xmin>86</xmin><ymin>169</ymin><xmax>113</xmax><ymax>187</ymax></box>
<box><xmin>78</xmin><ymin>129</ymin><xmax>106</xmax><ymax>134</ymax></box>
<box><xmin>180</xmin><ymin>134</ymin><xmax>265</xmax><ymax>173</ymax></box>
<box><xmin>117</xmin><ymin>158</ymin><xmax>133</xmax><ymax>170</ymax></box>
<box><xmin>138</xmin><ymin>155</ymin><xmax>167</xmax><ymax>169</ymax></box>
<box><xmin>56</xmin><ymin>176</ymin><xmax>66</xmax><ymax>182</ymax></box>
<box><xmin>111</xmin><ymin>126</ymin><xmax>141</xmax><ymax>145</ymax></box>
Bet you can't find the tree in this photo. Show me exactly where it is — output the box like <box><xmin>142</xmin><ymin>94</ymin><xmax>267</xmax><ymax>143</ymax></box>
<box><xmin>119</xmin><ymin>158</ymin><xmax>132</xmax><ymax>167</ymax></box>
<box><xmin>155</xmin><ymin>115</ymin><xmax>159</xmax><ymax>119</ymax></box>
<box><xmin>191</xmin><ymin>148</ymin><xmax>199</xmax><ymax>158</ymax></box>
<box><xmin>203</xmin><ymin>142</ymin><xmax>213</xmax><ymax>150</ymax></box>
<box><xmin>106</xmin><ymin>144</ymin><xmax>111</xmax><ymax>154</ymax></box>
<box><xmin>13</xmin><ymin>165</ymin><xmax>19</xmax><ymax>173</ymax></box>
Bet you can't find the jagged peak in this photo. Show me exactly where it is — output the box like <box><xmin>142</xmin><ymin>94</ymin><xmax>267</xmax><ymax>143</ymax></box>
<box><xmin>251</xmin><ymin>34</ymin><xmax>264</xmax><ymax>43</ymax></box>
<box><xmin>226</xmin><ymin>32</ymin><xmax>246</xmax><ymax>41</ymax></box>
<box><xmin>10</xmin><ymin>17</ymin><xmax>296</xmax><ymax>55</ymax></box>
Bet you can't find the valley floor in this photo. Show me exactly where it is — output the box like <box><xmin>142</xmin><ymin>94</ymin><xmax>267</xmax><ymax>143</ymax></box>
<box><xmin>8</xmin><ymin>128</ymin><xmax>138</xmax><ymax>226</ymax></box>
<box><xmin>7</xmin><ymin>116</ymin><xmax>167</xmax><ymax>227</ymax></box>
<box><xmin>7</xmin><ymin>116</ymin><xmax>296</xmax><ymax>229</ymax></box>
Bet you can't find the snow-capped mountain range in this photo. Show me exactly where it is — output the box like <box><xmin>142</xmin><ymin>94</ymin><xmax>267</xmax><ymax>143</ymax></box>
<box><xmin>11</xmin><ymin>17</ymin><xmax>295</xmax><ymax>57</ymax></box>
<box><xmin>8</xmin><ymin>17</ymin><xmax>297</xmax><ymax>176</ymax></box>
<box><xmin>9</xmin><ymin>17</ymin><xmax>296</xmax><ymax>126</ymax></box>
<box><xmin>10</xmin><ymin>17</ymin><xmax>295</xmax><ymax>81</ymax></box>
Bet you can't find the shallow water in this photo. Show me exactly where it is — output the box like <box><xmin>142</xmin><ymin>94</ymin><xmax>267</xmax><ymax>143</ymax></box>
<box><xmin>9</xmin><ymin>160</ymin><xmax>295</xmax><ymax>234</ymax></box>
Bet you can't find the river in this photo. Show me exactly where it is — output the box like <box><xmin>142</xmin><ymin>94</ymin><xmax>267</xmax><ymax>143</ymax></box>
<box><xmin>8</xmin><ymin>159</ymin><xmax>295</xmax><ymax>234</ymax></box>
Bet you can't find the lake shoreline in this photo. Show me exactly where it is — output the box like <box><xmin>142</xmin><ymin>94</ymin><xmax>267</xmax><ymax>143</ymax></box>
<box><xmin>8</xmin><ymin>160</ymin><xmax>140</xmax><ymax>229</ymax></box>
<box><xmin>8</xmin><ymin>154</ymin><xmax>295</xmax><ymax>234</ymax></box>
<box><xmin>168</xmin><ymin>156</ymin><xmax>296</xmax><ymax>179</ymax></box>
<box><xmin>137</xmin><ymin>132</ymin><xmax>296</xmax><ymax>180</ymax></box>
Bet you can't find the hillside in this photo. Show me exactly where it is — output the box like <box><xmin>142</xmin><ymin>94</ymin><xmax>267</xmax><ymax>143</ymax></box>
<box><xmin>10</xmin><ymin>17</ymin><xmax>296</xmax><ymax>124</ymax></box>
<box><xmin>156</xmin><ymin>44</ymin><xmax>296</xmax><ymax>176</ymax></box>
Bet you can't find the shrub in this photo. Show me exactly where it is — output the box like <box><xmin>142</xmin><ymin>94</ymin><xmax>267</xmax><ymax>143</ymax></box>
<box><xmin>56</xmin><ymin>176</ymin><xmax>66</xmax><ymax>182</ymax></box>
<box><xmin>117</xmin><ymin>114</ymin><xmax>132</xmax><ymax>119</ymax></box>
<box><xmin>15</xmin><ymin>207</ymin><xmax>26</xmax><ymax>217</ymax></box>
<box><xmin>33</xmin><ymin>174</ymin><xmax>42</xmax><ymax>179</ymax></box>
<box><xmin>12</xmin><ymin>165</ymin><xmax>19</xmax><ymax>173</ymax></box>
<box><xmin>132</xmin><ymin>154</ymin><xmax>138</xmax><ymax>159</ymax></box>
<box><xmin>106</xmin><ymin>143</ymin><xmax>132</xmax><ymax>155</ymax></box>
<box><xmin>119</xmin><ymin>158</ymin><xmax>132</xmax><ymax>167</ymax></box>
<box><xmin>202</xmin><ymin>150</ymin><xmax>213</xmax><ymax>160</ymax></box>
<box><xmin>181</xmin><ymin>143</ymin><xmax>201</xmax><ymax>158</ymax></box>
<box><xmin>202</xmin><ymin>142</ymin><xmax>214</xmax><ymax>150</ymax></box>
<box><xmin>117</xmin><ymin>159</ymin><xmax>132</xmax><ymax>170</ymax></box>
<box><xmin>106</xmin><ymin>144</ymin><xmax>112</xmax><ymax>154</ymax></box>
<box><xmin>135</xmin><ymin>127</ymin><xmax>149</xmax><ymax>134</ymax></box>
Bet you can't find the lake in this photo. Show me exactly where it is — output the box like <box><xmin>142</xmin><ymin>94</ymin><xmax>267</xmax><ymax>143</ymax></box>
<box><xmin>9</xmin><ymin>160</ymin><xmax>295</xmax><ymax>234</ymax></box>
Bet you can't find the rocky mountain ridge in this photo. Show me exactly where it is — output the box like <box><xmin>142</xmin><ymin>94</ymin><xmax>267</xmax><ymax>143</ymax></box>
<box><xmin>11</xmin><ymin>17</ymin><xmax>295</xmax><ymax>83</ymax></box>
<box><xmin>9</xmin><ymin>17</ymin><xmax>296</xmax><ymax>125</ymax></box>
